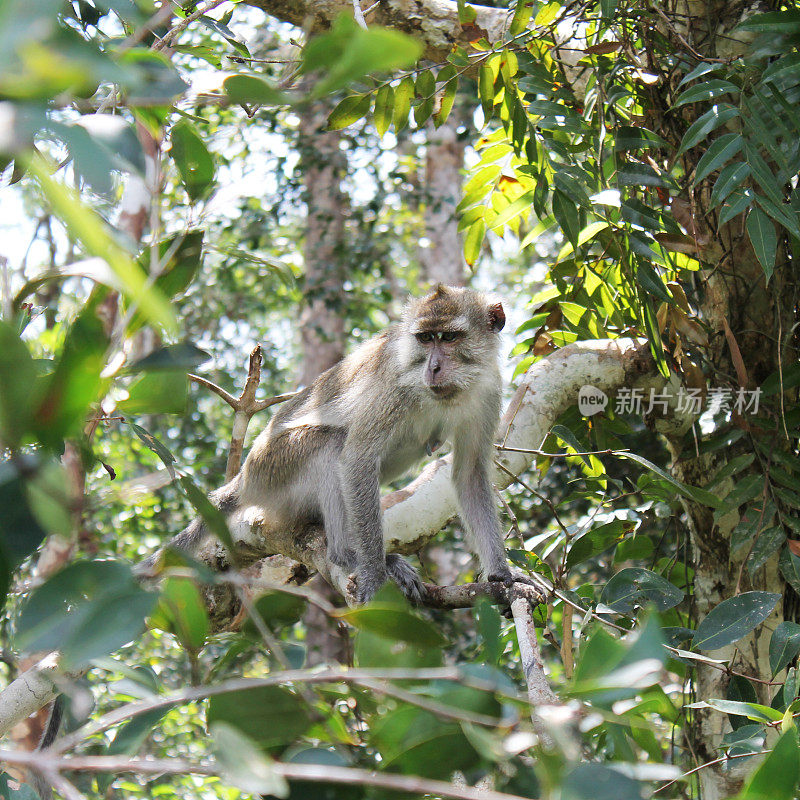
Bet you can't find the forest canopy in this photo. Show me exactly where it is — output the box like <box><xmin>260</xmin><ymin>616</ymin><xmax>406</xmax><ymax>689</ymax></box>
<box><xmin>1</xmin><ymin>1</ymin><xmax>800</xmax><ymax>799</ymax></box>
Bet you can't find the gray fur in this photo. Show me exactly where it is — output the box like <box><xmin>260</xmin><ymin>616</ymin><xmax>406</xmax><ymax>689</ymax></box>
<box><xmin>152</xmin><ymin>285</ymin><xmax>510</xmax><ymax>603</ymax></box>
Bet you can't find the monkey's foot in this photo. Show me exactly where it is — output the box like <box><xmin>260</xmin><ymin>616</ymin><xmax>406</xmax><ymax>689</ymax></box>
<box><xmin>350</xmin><ymin>568</ymin><xmax>388</xmax><ymax>605</ymax></box>
<box><xmin>486</xmin><ymin>568</ymin><xmax>514</xmax><ymax>586</ymax></box>
<box><xmin>348</xmin><ymin>557</ymin><xmax>426</xmax><ymax>605</ymax></box>
<box><xmin>386</xmin><ymin>554</ymin><xmax>426</xmax><ymax>604</ymax></box>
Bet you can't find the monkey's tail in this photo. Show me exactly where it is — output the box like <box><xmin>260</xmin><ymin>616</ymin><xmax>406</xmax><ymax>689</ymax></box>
<box><xmin>31</xmin><ymin>695</ymin><xmax>64</xmax><ymax>800</ymax></box>
<box><xmin>135</xmin><ymin>476</ymin><xmax>241</xmax><ymax>576</ymax></box>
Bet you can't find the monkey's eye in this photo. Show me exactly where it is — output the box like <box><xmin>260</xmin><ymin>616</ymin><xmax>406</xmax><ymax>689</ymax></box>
<box><xmin>415</xmin><ymin>332</ymin><xmax>435</xmax><ymax>344</ymax></box>
<box><xmin>440</xmin><ymin>331</ymin><xmax>463</xmax><ymax>343</ymax></box>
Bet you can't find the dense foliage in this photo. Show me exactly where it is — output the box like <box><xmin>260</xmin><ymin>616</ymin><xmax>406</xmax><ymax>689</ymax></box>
<box><xmin>2</xmin><ymin>1</ymin><xmax>800</xmax><ymax>799</ymax></box>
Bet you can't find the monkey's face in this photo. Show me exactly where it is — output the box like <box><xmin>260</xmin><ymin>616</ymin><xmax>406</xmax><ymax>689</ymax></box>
<box><xmin>406</xmin><ymin>291</ymin><xmax>506</xmax><ymax>399</ymax></box>
<box><xmin>413</xmin><ymin>329</ymin><xmax>469</xmax><ymax>398</ymax></box>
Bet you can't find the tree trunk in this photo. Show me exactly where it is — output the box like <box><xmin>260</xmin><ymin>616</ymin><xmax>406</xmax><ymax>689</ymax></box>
<box><xmin>297</xmin><ymin>97</ymin><xmax>351</xmax><ymax>665</ymax></box>
<box><xmin>297</xmin><ymin>99</ymin><xmax>348</xmax><ymax>388</ymax></box>
<box><xmin>658</xmin><ymin>4</ymin><xmax>794</xmax><ymax>796</ymax></box>
<box><xmin>419</xmin><ymin>114</ymin><xmax>467</xmax><ymax>287</ymax></box>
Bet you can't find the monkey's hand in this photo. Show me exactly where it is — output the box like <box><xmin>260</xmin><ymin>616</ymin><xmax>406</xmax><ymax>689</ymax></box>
<box><xmin>487</xmin><ymin>567</ymin><xmax>546</xmax><ymax>595</ymax></box>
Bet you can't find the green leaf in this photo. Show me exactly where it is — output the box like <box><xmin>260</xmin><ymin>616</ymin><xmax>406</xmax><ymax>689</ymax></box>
<box><xmin>490</xmin><ymin>191</ymin><xmax>534</xmax><ymax>230</ymax></box>
<box><xmin>149</xmin><ymin>576</ymin><xmax>209</xmax><ymax>650</ymax></box>
<box><xmin>338</xmin><ymin>603</ymin><xmax>447</xmax><ymax>647</ymax></box>
<box><xmin>457</xmin><ymin>0</ymin><xmax>477</xmax><ymax>24</ymax></box>
<box><xmin>374</xmin><ymin>84</ymin><xmax>394</xmax><ymax>137</ymax></box>
<box><xmin>32</xmin><ymin>300</ymin><xmax>109</xmax><ymax>449</ymax></box>
<box><xmin>434</xmin><ymin>65</ymin><xmax>458</xmax><ymax>127</ymax></box>
<box><xmin>117</xmin><ymin>371</ymin><xmax>187</xmax><ymax>415</ymax></box>
<box><xmin>327</xmin><ymin>94</ymin><xmax>370</xmax><ymax>130</ymax></box>
<box><xmin>301</xmin><ymin>15</ymin><xmax>422</xmax><ymax>97</ymax></box>
<box><xmin>748</xmin><ymin>526</ymin><xmax>785</xmax><ymax>575</ymax></box>
<box><xmin>208</xmin><ymin>686</ymin><xmax>312</xmax><ymax>749</ymax></box>
<box><xmin>747</xmin><ymin>205</ymin><xmax>778</xmax><ymax>281</ymax></box>
<box><xmin>479</xmin><ymin>63</ymin><xmax>495</xmax><ymax>120</ymax></box>
<box><xmin>726</xmin><ymin>673</ymin><xmax>758</xmax><ymax>730</ymax></box>
<box><xmin>702</xmin><ymin>698</ymin><xmax>783</xmax><ymax>723</ymax></box>
<box><xmin>709</xmin><ymin>162</ymin><xmax>750</xmax><ymax>208</ymax></box>
<box><xmin>17</xmin><ymin>560</ymin><xmax>156</xmax><ymax>669</ymax></box>
<box><xmin>179</xmin><ymin>474</ymin><xmax>236</xmax><ymax>559</ymax></box>
<box><xmin>464</xmin><ymin>219</ymin><xmax>485</xmax><ymax>267</ymax></box>
<box><xmin>474</xmin><ymin>597</ymin><xmax>502</xmax><ymax>665</ymax></box>
<box><xmin>242</xmin><ymin>591</ymin><xmax>307</xmax><ymax>633</ymax></box>
<box><xmin>617</xmin><ymin>452</ymin><xmax>722</xmax><ymax>508</ymax></box>
<box><xmin>222</xmin><ymin>74</ymin><xmax>287</xmax><ymax>106</ymax></box>
<box><xmin>393</xmin><ymin>76</ymin><xmax>414</xmax><ymax>131</ymax></box>
<box><xmin>509</xmin><ymin>0</ymin><xmax>533</xmax><ymax>36</ymax></box>
<box><xmin>600</xmin><ymin>568</ymin><xmax>684</xmax><ymax>615</ymax></box>
<box><xmin>719</xmin><ymin>188</ymin><xmax>755</xmax><ymax>226</ymax></box>
<box><xmin>142</xmin><ymin>230</ymin><xmax>205</xmax><ymax>303</ymax></box>
<box><xmin>770</xmin><ymin>622</ymin><xmax>800</xmax><ymax>676</ymax></box>
<box><xmin>674</xmin><ymin>79</ymin><xmax>740</xmax><ymax>107</ymax></box>
<box><xmin>170</xmin><ymin>119</ymin><xmax>215</xmax><ymax>202</ymax></box>
<box><xmin>0</xmin><ymin>322</ymin><xmax>37</xmax><ymax>447</ymax></box>
<box><xmin>740</xmin><ymin>730</ymin><xmax>800</xmax><ymax>800</ymax></box>
<box><xmin>714</xmin><ymin>474</ymin><xmax>765</xmax><ymax>521</ymax></box>
<box><xmin>553</xmin><ymin>189</ymin><xmax>581</xmax><ymax>248</ymax></box>
<box><xmin>780</xmin><ymin>547</ymin><xmax>800</xmax><ymax>595</ymax></box>
<box><xmin>745</xmin><ymin>140</ymin><xmax>785</xmax><ymax>206</ymax></box>
<box><xmin>24</xmin><ymin>155</ymin><xmax>174</xmax><ymax>331</ymax></box>
<box><xmin>693</xmin><ymin>591</ymin><xmax>780</xmax><ymax>651</ymax></box>
<box><xmin>561</xmin><ymin>763</ymin><xmax>645</xmax><ymax>800</ymax></box>
<box><xmin>414</xmin><ymin>69</ymin><xmax>436</xmax><ymax>127</ymax></box>
<box><xmin>0</xmin><ymin>465</ymin><xmax>47</xmax><ymax>609</ymax></box>
<box><xmin>550</xmin><ymin>423</ymin><xmax>591</xmax><ymax>467</ymax></box>
<box><xmin>616</xmin><ymin>162</ymin><xmax>665</xmax><ymax>187</ymax></box>
<box><xmin>212</xmin><ymin>723</ymin><xmax>289</xmax><ymax>797</ymax></box>
<box><xmin>693</xmin><ymin>133</ymin><xmax>744</xmax><ymax>185</ymax></box>
<box><xmin>737</xmin><ymin>9</ymin><xmax>800</xmax><ymax>33</ymax></box>
<box><xmin>678</xmin><ymin>62</ymin><xmax>722</xmax><ymax>87</ymax></box>
<box><xmin>129</xmin><ymin>423</ymin><xmax>177</xmax><ymax>471</ymax></box>
<box><xmin>126</xmin><ymin>342</ymin><xmax>210</xmax><ymax>373</ymax></box>
<box><xmin>636</xmin><ymin>258</ymin><xmax>673</xmax><ymax>303</ymax></box>
<box><xmin>677</xmin><ymin>104</ymin><xmax>739</xmax><ymax>155</ymax></box>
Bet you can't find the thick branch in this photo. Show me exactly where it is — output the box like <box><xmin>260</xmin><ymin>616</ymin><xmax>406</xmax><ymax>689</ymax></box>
<box><xmin>0</xmin><ymin>653</ymin><xmax>61</xmax><ymax>739</ymax></box>
<box><xmin>242</xmin><ymin>0</ymin><xmax>513</xmax><ymax>62</ymax></box>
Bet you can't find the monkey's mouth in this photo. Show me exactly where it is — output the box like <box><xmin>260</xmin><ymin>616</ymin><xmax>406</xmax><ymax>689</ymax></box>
<box><xmin>429</xmin><ymin>384</ymin><xmax>459</xmax><ymax>399</ymax></box>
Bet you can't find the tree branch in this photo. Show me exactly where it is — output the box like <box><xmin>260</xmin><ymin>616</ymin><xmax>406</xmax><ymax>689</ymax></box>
<box><xmin>242</xmin><ymin>0</ymin><xmax>513</xmax><ymax>62</ymax></box>
<box><xmin>0</xmin><ymin>749</ymin><xmax>536</xmax><ymax>800</ymax></box>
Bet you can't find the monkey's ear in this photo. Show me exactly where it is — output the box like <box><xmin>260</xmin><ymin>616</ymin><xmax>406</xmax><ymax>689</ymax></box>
<box><xmin>488</xmin><ymin>302</ymin><xmax>505</xmax><ymax>332</ymax></box>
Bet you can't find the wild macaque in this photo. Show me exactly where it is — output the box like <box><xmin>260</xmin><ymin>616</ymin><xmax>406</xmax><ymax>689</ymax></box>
<box><xmin>155</xmin><ymin>284</ymin><xmax>512</xmax><ymax>603</ymax></box>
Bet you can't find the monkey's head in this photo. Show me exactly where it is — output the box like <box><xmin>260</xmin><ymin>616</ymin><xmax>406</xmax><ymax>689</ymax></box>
<box><xmin>401</xmin><ymin>284</ymin><xmax>505</xmax><ymax>399</ymax></box>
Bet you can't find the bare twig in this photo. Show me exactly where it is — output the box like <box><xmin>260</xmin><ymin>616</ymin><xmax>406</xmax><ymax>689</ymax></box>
<box><xmin>0</xmin><ymin>750</ymin><xmax>536</xmax><ymax>800</ymax></box>
<box><xmin>153</xmin><ymin>0</ymin><xmax>231</xmax><ymax>51</ymax></box>
<box><xmin>496</xmin><ymin>445</ymin><xmax>627</xmax><ymax>458</ymax></box>
<box><xmin>352</xmin><ymin>0</ymin><xmax>368</xmax><ymax>28</ymax></box>
<box><xmin>654</xmin><ymin>749</ymin><xmax>770</xmax><ymax>793</ymax></box>
<box><xmin>190</xmin><ymin>345</ymin><xmax>298</xmax><ymax>480</ymax></box>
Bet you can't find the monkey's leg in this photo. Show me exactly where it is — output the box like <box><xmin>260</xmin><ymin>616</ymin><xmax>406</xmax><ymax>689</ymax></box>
<box><xmin>454</xmin><ymin>454</ymin><xmax>513</xmax><ymax>583</ymax></box>
<box><xmin>341</xmin><ymin>454</ymin><xmax>390</xmax><ymax>604</ymax></box>
<box><xmin>319</xmin><ymin>479</ymin><xmax>356</xmax><ymax>572</ymax></box>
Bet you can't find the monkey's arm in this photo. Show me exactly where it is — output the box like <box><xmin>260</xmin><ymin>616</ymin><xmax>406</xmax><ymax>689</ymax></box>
<box><xmin>452</xmin><ymin>438</ymin><xmax>511</xmax><ymax>582</ymax></box>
